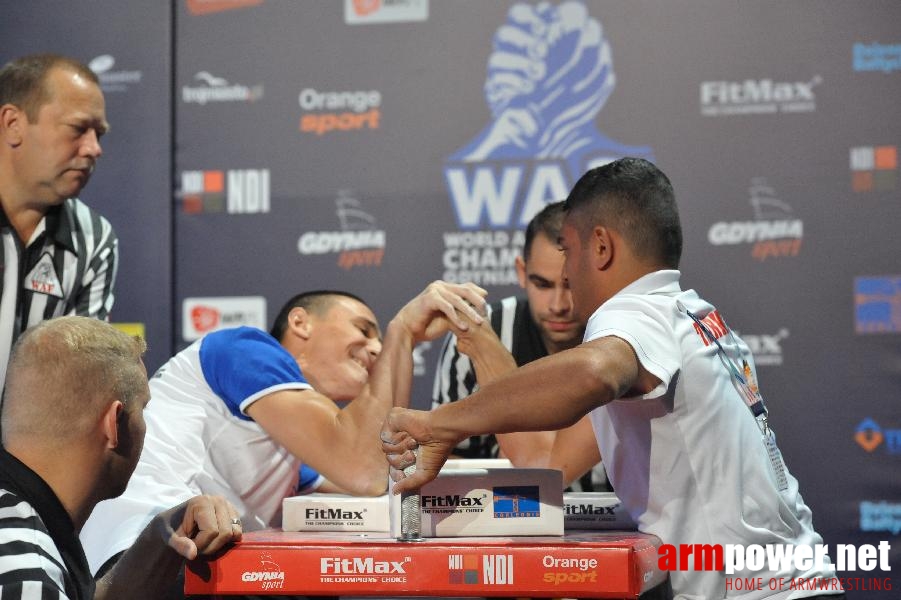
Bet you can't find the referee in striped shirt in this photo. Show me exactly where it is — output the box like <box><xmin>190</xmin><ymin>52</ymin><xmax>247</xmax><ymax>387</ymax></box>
<box><xmin>0</xmin><ymin>54</ymin><xmax>118</xmax><ymax>393</ymax></box>
<box><xmin>432</xmin><ymin>201</ymin><xmax>608</xmax><ymax>490</ymax></box>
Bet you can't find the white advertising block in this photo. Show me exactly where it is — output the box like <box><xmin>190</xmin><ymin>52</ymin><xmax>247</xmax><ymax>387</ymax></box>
<box><xmin>282</xmin><ymin>494</ymin><xmax>389</xmax><ymax>532</ymax></box>
<box><xmin>563</xmin><ymin>492</ymin><xmax>637</xmax><ymax>530</ymax></box>
<box><xmin>390</xmin><ymin>468</ymin><xmax>564</xmax><ymax>537</ymax></box>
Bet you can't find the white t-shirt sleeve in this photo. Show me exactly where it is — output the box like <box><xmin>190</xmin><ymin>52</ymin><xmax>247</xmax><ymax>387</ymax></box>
<box><xmin>199</xmin><ymin>327</ymin><xmax>311</xmax><ymax>419</ymax></box>
<box><xmin>584</xmin><ymin>299</ymin><xmax>680</xmax><ymax>399</ymax></box>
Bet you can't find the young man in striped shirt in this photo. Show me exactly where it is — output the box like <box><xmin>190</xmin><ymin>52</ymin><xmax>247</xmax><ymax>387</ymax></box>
<box><xmin>432</xmin><ymin>201</ymin><xmax>605</xmax><ymax>489</ymax></box>
<box><xmin>0</xmin><ymin>55</ymin><xmax>118</xmax><ymax>393</ymax></box>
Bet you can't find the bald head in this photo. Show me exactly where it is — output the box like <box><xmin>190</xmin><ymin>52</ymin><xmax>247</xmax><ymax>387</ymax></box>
<box><xmin>2</xmin><ymin>316</ymin><xmax>147</xmax><ymax>445</ymax></box>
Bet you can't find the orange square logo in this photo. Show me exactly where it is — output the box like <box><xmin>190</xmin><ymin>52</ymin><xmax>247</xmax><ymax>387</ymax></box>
<box><xmin>203</xmin><ymin>170</ymin><xmax>224</xmax><ymax>193</ymax></box>
<box><xmin>874</xmin><ymin>146</ymin><xmax>897</xmax><ymax>170</ymax></box>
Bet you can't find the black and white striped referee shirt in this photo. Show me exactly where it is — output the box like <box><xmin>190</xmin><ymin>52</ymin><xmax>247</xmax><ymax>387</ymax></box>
<box><xmin>0</xmin><ymin>198</ymin><xmax>117</xmax><ymax>391</ymax></box>
<box><xmin>432</xmin><ymin>295</ymin><xmax>609</xmax><ymax>492</ymax></box>
<box><xmin>432</xmin><ymin>296</ymin><xmax>549</xmax><ymax>458</ymax></box>
<box><xmin>0</xmin><ymin>447</ymin><xmax>94</xmax><ymax>599</ymax></box>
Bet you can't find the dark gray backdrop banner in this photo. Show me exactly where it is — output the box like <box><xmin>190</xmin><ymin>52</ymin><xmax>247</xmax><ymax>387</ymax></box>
<box><xmin>4</xmin><ymin>1</ymin><xmax>900</xmax><ymax>594</ymax></box>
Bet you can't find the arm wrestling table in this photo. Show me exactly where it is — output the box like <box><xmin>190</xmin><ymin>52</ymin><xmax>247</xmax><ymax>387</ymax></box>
<box><xmin>185</xmin><ymin>529</ymin><xmax>666</xmax><ymax>598</ymax></box>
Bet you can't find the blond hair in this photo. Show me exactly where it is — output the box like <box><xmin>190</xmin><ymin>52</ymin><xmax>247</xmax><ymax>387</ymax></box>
<box><xmin>2</xmin><ymin>316</ymin><xmax>146</xmax><ymax>442</ymax></box>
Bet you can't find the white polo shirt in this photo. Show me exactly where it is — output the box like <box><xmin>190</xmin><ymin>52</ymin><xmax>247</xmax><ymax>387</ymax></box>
<box><xmin>80</xmin><ymin>327</ymin><xmax>311</xmax><ymax>575</ymax></box>
<box><xmin>585</xmin><ymin>270</ymin><xmax>839</xmax><ymax>599</ymax></box>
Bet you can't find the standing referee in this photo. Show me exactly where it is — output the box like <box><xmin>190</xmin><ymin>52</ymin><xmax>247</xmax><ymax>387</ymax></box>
<box><xmin>0</xmin><ymin>54</ymin><xmax>118</xmax><ymax>393</ymax></box>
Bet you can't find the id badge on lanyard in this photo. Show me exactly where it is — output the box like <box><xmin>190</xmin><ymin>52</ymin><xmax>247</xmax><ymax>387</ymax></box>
<box><xmin>682</xmin><ymin>305</ymin><xmax>789</xmax><ymax>492</ymax></box>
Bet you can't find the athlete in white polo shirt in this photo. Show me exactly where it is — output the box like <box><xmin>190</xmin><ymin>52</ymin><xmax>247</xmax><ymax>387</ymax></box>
<box><xmin>80</xmin><ymin>281</ymin><xmax>487</xmax><ymax>585</ymax></box>
<box><xmin>382</xmin><ymin>158</ymin><xmax>842</xmax><ymax>600</ymax></box>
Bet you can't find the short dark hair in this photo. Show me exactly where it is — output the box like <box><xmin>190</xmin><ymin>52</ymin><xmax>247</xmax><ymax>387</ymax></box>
<box><xmin>564</xmin><ymin>157</ymin><xmax>682</xmax><ymax>269</ymax></box>
<box><xmin>523</xmin><ymin>200</ymin><xmax>566</xmax><ymax>262</ymax></box>
<box><xmin>0</xmin><ymin>54</ymin><xmax>100</xmax><ymax>121</ymax></box>
<box><xmin>269</xmin><ymin>290</ymin><xmax>369</xmax><ymax>342</ymax></box>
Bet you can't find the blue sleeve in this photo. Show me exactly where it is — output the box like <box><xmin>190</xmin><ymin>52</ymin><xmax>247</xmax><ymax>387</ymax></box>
<box><xmin>199</xmin><ymin>327</ymin><xmax>310</xmax><ymax>421</ymax></box>
<box><xmin>296</xmin><ymin>463</ymin><xmax>325</xmax><ymax>494</ymax></box>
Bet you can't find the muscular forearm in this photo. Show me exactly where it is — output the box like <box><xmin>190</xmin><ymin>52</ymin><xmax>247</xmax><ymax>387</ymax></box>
<box><xmin>432</xmin><ymin>341</ymin><xmax>631</xmax><ymax>445</ymax></box>
<box><xmin>368</xmin><ymin>317</ymin><xmax>414</xmax><ymax>409</ymax></box>
<box><xmin>335</xmin><ymin>318</ymin><xmax>415</xmax><ymax>494</ymax></box>
<box><xmin>463</xmin><ymin>334</ymin><xmax>557</xmax><ymax>466</ymax></box>
<box><xmin>94</xmin><ymin>520</ymin><xmax>184</xmax><ymax>600</ymax></box>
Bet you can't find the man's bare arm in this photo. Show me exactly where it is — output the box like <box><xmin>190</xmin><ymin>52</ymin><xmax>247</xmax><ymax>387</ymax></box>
<box><xmin>250</xmin><ymin>282</ymin><xmax>487</xmax><ymax>496</ymax></box>
<box><xmin>383</xmin><ymin>335</ymin><xmax>658</xmax><ymax>493</ymax></box>
<box><xmin>95</xmin><ymin>495</ymin><xmax>241</xmax><ymax>600</ymax></box>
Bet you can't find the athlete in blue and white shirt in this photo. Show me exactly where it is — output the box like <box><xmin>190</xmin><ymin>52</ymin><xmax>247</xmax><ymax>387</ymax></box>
<box><xmin>81</xmin><ymin>283</ymin><xmax>487</xmax><ymax>577</ymax></box>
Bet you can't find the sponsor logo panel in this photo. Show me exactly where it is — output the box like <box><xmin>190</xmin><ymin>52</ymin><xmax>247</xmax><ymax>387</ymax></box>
<box><xmin>706</xmin><ymin>178</ymin><xmax>803</xmax><ymax>261</ymax></box>
<box><xmin>422</xmin><ymin>492</ymin><xmax>488</xmax><ymax>514</ymax></box>
<box><xmin>298</xmin><ymin>88</ymin><xmax>381</xmax><ymax>136</ymax></box>
<box><xmin>182</xmin><ymin>296</ymin><xmax>267</xmax><ymax>341</ymax></box>
<box><xmin>88</xmin><ymin>55</ymin><xmax>143</xmax><ymax>93</ymax></box>
<box><xmin>853</xmin><ymin>41</ymin><xmax>901</xmax><ymax>74</ymax></box>
<box><xmin>541</xmin><ymin>554</ymin><xmax>599</xmax><ymax>586</ymax></box>
<box><xmin>180</xmin><ymin>168</ymin><xmax>270</xmax><ymax>214</ymax></box>
<box><xmin>447</xmin><ymin>553</ymin><xmax>514</xmax><ymax>585</ymax></box>
<box><xmin>859</xmin><ymin>501</ymin><xmax>901</xmax><ymax>535</ymax></box>
<box><xmin>441</xmin><ymin>3</ymin><xmax>653</xmax><ymax>278</ymax></box>
<box><xmin>493</xmin><ymin>486</ymin><xmax>540</xmax><ymax>518</ymax></box>
<box><xmin>318</xmin><ymin>555</ymin><xmax>410</xmax><ymax>584</ymax></box>
<box><xmin>297</xmin><ymin>191</ymin><xmax>386</xmax><ymax>270</ymax></box>
<box><xmin>734</xmin><ymin>329</ymin><xmax>788</xmax><ymax>367</ymax></box>
<box><xmin>700</xmin><ymin>76</ymin><xmax>821</xmax><ymax>117</ymax></box>
<box><xmin>854</xmin><ymin>418</ymin><xmax>901</xmax><ymax>455</ymax></box>
<box><xmin>345</xmin><ymin>0</ymin><xmax>428</xmax><ymax>24</ymax></box>
<box><xmin>854</xmin><ymin>275</ymin><xmax>901</xmax><ymax>333</ymax></box>
<box><xmin>850</xmin><ymin>145</ymin><xmax>897</xmax><ymax>192</ymax></box>
<box><xmin>182</xmin><ymin>71</ymin><xmax>263</xmax><ymax>105</ymax></box>
<box><xmin>241</xmin><ymin>553</ymin><xmax>285</xmax><ymax>592</ymax></box>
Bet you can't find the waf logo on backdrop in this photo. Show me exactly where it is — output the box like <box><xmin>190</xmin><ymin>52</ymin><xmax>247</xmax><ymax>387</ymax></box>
<box><xmin>448</xmin><ymin>554</ymin><xmax>514</xmax><ymax>586</ymax></box>
<box><xmin>241</xmin><ymin>552</ymin><xmax>285</xmax><ymax>591</ymax></box>
<box><xmin>182</xmin><ymin>71</ymin><xmax>263</xmax><ymax>105</ymax></box>
<box><xmin>180</xmin><ymin>169</ymin><xmax>270</xmax><ymax>214</ymax></box>
<box><xmin>186</xmin><ymin>0</ymin><xmax>263</xmax><ymax>15</ymax></box>
<box><xmin>442</xmin><ymin>1</ymin><xmax>653</xmax><ymax>286</ymax></box>
<box><xmin>298</xmin><ymin>88</ymin><xmax>381</xmax><ymax>136</ymax></box>
<box><xmin>854</xmin><ymin>418</ymin><xmax>901</xmax><ymax>455</ymax></box>
<box><xmin>854</xmin><ymin>275</ymin><xmax>901</xmax><ymax>333</ymax></box>
<box><xmin>700</xmin><ymin>76</ymin><xmax>821</xmax><ymax>117</ymax></box>
<box><xmin>88</xmin><ymin>55</ymin><xmax>143</xmax><ymax>93</ymax></box>
<box><xmin>707</xmin><ymin>178</ymin><xmax>803</xmax><ymax>261</ymax></box>
<box><xmin>182</xmin><ymin>296</ymin><xmax>267</xmax><ymax>342</ymax></box>
<box><xmin>297</xmin><ymin>191</ymin><xmax>386</xmax><ymax>270</ymax></box>
<box><xmin>345</xmin><ymin>0</ymin><xmax>428</xmax><ymax>25</ymax></box>
<box><xmin>850</xmin><ymin>145</ymin><xmax>897</xmax><ymax>192</ymax></box>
